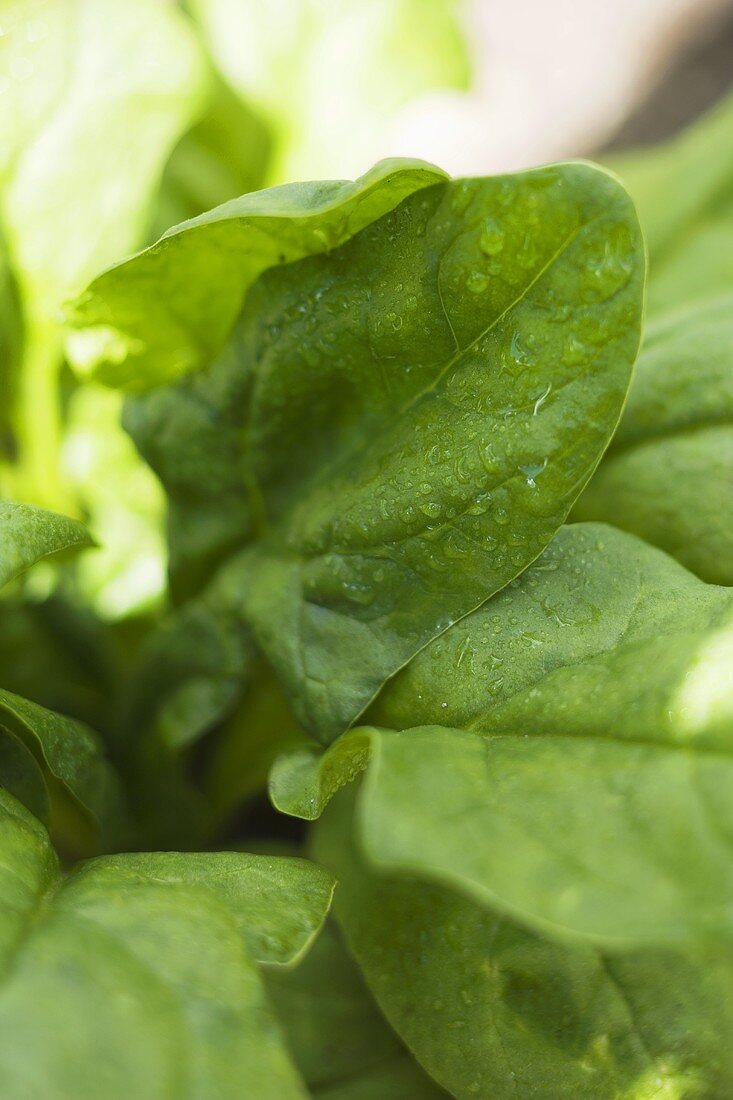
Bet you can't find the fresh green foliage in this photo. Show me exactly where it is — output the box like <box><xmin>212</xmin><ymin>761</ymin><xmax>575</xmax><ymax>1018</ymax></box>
<box><xmin>574</xmin><ymin>91</ymin><xmax>733</xmax><ymax>582</ymax></box>
<box><xmin>574</xmin><ymin>297</ymin><xmax>733</xmax><ymax>583</ymax></box>
<box><xmin>2</xmin><ymin>17</ymin><xmax>733</xmax><ymax>1094</ymax></box>
<box><xmin>313</xmin><ymin>788</ymin><xmax>733</xmax><ymax>1100</ymax></box>
<box><xmin>609</xmin><ymin>87</ymin><xmax>733</xmax><ymax>314</ymax></box>
<box><xmin>0</xmin><ymin>502</ymin><xmax>121</xmax><ymax>848</ymax></box>
<box><xmin>272</xmin><ymin>523</ymin><xmax>733</xmax><ymax>942</ymax></box>
<box><xmin>267</xmin><ymin>921</ymin><xmax>450</xmax><ymax>1099</ymax></box>
<box><xmin>0</xmin><ymin>0</ymin><xmax>205</xmax><ymax>510</ymax></box>
<box><xmin>73</xmin><ymin>160</ymin><xmax>643</xmax><ymax>742</ymax></box>
<box><xmin>0</xmin><ymin>788</ymin><xmax>333</xmax><ymax>1100</ymax></box>
<box><xmin>0</xmin><ymin>500</ymin><xmax>92</xmax><ymax>588</ymax></box>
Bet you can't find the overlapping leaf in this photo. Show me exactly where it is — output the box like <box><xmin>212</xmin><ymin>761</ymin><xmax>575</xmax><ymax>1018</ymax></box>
<box><xmin>273</xmin><ymin>523</ymin><xmax>733</xmax><ymax>943</ymax></box>
<box><xmin>580</xmin><ymin>97</ymin><xmax>733</xmax><ymax>582</ymax></box>
<box><xmin>0</xmin><ymin>501</ymin><xmax>121</xmax><ymax>844</ymax></box>
<box><xmin>610</xmin><ymin>87</ymin><xmax>733</xmax><ymax>315</ymax></box>
<box><xmin>74</xmin><ymin>160</ymin><xmax>644</xmax><ymax>742</ymax></box>
<box><xmin>68</xmin><ymin>159</ymin><xmax>447</xmax><ymax>391</ymax></box>
<box><xmin>267</xmin><ymin>921</ymin><xmax>449</xmax><ymax>1099</ymax></box>
<box><xmin>314</xmin><ymin>788</ymin><xmax>733</xmax><ymax>1100</ymax></box>
<box><xmin>574</xmin><ymin>296</ymin><xmax>733</xmax><ymax>583</ymax></box>
<box><xmin>0</xmin><ymin>789</ymin><xmax>333</xmax><ymax>1099</ymax></box>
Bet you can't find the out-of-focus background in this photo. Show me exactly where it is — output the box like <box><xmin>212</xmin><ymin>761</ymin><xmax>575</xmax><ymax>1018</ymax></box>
<box><xmin>1</xmin><ymin>0</ymin><xmax>732</xmax><ymax>624</ymax></box>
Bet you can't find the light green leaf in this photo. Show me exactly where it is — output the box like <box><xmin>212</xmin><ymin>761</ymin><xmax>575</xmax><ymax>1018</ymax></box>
<box><xmin>313</xmin><ymin>789</ymin><xmax>733</xmax><ymax>1100</ymax></box>
<box><xmin>0</xmin><ymin>500</ymin><xmax>92</xmax><ymax>590</ymax></box>
<box><xmin>61</xmin><ymin>385</ymin><xmax>167</xmax><ymax>620</ymax></box>
<box><xmin>0</xmin><ymin>0</ymin><xmax>205</xmax><ymax>313</ymax></box>
<box><xmin>273</xmin><ymin>524</ymin><xmax>733</xmax><ymax>942</ymax></box>
<box><xmin>190</xmin><ymin>0</ymin><xmax>470</xmax><ymax>184</ymax></box>
<box><xmin>267</xmin><ymin>921</ymin><xmax>449</xmax><ymax>1099</ymax></box>
<box><xmin>585</xmin><ymin>98</ymin><xmax>733</xmax><ymax>584</ymax></box>
<box><xmin>0</xmin><ymin>239</ymin><xmax>22</xmax><ymax>462</ymax></box>
<box><xmin>101</xmin><ymin>161</ymin><xmax>643</xmax><ymax>741</ymax></box>
<box><xmin>68</xmin><ymin>159</ymin><xmax>447</xmax><ymax>390</ymax></box>
<box><xmin>610</xmin><ymin>88</ymin><xmax>733</xmax><ymax>315</ymax></box>
<box><xmin>574</xmin><ymin>296</ymin><xmax>733</xmax><ymax>583</ymax></box>
<box><xmin>0</xmin><ymin>788</ymin><xmax>333</xmax><ymax>1099</ymax></box>
<box><xmin>68</xmin><ymin>849</ymin><xmax>335</xmax><ymax>969</ymax></box>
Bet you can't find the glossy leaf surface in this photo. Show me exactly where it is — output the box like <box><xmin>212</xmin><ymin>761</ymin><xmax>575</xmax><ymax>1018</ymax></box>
<box><xmin>274</xmin><ymin>524</ymin><xmax>733</xmax><ymax>942</ymax></box>
<box><xmin>99</xmin><ymin>161</ymin><xmax>643</xmax><ymax>741</ymax></box>
<box><xmin>69</xmin><ymin>159</ymin><xmax>447</xmax><ymax>389</ymax></box>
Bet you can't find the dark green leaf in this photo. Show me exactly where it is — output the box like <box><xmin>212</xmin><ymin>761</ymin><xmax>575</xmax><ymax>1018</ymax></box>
<box><xmin>0</xmin><ymin>726</ymin><xmax>49</xmax><ymax>824</ymax></box>
<box><xmin>0</xmin><ymin>688</ymin><xmax>124</xmax><ymax>848</ymax></box>
<box><xmin>97</xmin><ymin>162</ymin><xmax>643</xmax><ymax>740</ymax></box>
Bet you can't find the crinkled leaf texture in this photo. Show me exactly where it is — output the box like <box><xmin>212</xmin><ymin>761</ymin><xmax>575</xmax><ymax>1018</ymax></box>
<box><xmin>575</xmin><ymin>295</ymin><xmax>733</xmax><ymax>584</ymax></box>
<box><xmin>273</xmin><ymin>523</ymin><xmax>733</xmax><ymax>944</ymax></box>
<box><xmin>267</xmin><ymin>921</ymin><xmax>449</xmax><ymax>1099</ymax></box>
<box><xmin>313</xmin><ymin>788</ymin><xmax>733</xmax><ymax>1100</ymax></box>
<box><xmin>74</xmin><ymin>159</ymin><xmax>644</xmax><ymax>742</ymax></box>
<box><xmin>0</xmin><ymin>788</ymin><xmax>333</xmax><ymax>1099</ymax></box>
<box><xmin>0</xmin><ymin>500</ymin><xmax>92</xmax><ymax>589</ymax></box>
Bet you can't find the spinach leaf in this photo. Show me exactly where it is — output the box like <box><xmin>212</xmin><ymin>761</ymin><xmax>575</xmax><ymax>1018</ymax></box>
<box><xmin>273</xmin><ymin>523</ymin><xmax>733</xmax><ymax>942</ymax></box>
<box><xmin>116</xmin><ymin>566</ymin><xmax>304</xmax><ymax>845</ymax></box>
<box><xmin>68</xmin><ymin>159</ymin><xmax>446</xmax><ymax>390</ymax></box>
<box><xmin>0</xmin><ymin>788</ymin><xmax>333</xmax><ymax>1099</ymax></box>
<box><xmin>609</xmin><ymin>87</ymin><xmax>733</xmax><ymax>316</ymax></box>
<box><xmin>0</xmin><ymin>500</ymin><xmax>92</xmax><ymax>589</ymax></box>
<box><xmin>574</xmin><ymin>296</ymin><xmax>733</xmax><ymax>583</ymax></box>
<box><xmin>576</xmin><ymin>97</ymin><xmax>733</xmax><ymax>583</ymax></box>
<box><xmin>266</xmin><ymin>921</ymin><xmax>449</xmax><ymax>1099</ymax></box>
<box><xmin>79</xmin><ymin>161</ymin><xmax>643</xmax><ymax>741</ymax></box>
<box><xmin>313</xmin><ymin>788</ymin><xmax>733</xmax><ymax>1100</ymax></box>
<box><xmin>0</xmin><ymin>688</ymin><xmax>124</xmax><ymax>847</ymax></box>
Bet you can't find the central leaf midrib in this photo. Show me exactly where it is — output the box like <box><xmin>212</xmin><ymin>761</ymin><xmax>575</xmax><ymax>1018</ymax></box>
<box><xmin>255</xmin><ymin>217</ymin><xmax>587</xmax><ymax>554</ymax></box>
